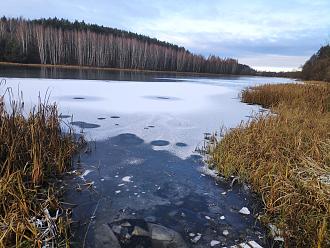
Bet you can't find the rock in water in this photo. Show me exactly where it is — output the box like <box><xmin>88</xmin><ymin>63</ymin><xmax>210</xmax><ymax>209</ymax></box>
<box><xmin>191</xmin><ymin>233</ymin><xmax>202</xmax><ymax>243</ymax></box>
<box><xmin>111</xmin><ymin>224</ymin><xmax>122</xmax><ymax>234</ymax></box>
<box><xmin>95</xmin><ymin>224</ymin><xmax>121</xmax><ymax>248</ymax></box>
<box><xmin>110</xmin><ymin>219</ymin><xmax>152</xmax><ymax>247</ymax></box>
<box><xmin>148</xmin><ymin>223</ymin><xmax>187</xmax><ymax>248</ymax></box>
<box><xmin>239</xmin><ymin>207</ymin><xmax>251</xmax><ymax>215</ymax></box>
<box><xmin>210</xmin><ymin>240</ymin><xmax>220</xmax><ymax>246</ymax></box>
<box><xmin>132</xmin><ymin>226</ymin><xmax>150</xmax><ymax>237</ymax></box>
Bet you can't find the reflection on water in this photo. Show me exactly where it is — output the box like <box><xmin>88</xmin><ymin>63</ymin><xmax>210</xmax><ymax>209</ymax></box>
<box><xmin>0</xmin><ymin>64</ymin><xmax>196</xmax><ymax>81</ymax></box>
<box><xmin>0</xmin><ymin>63</ymin><xmax>292</xmax><ymax>84</ymax></box>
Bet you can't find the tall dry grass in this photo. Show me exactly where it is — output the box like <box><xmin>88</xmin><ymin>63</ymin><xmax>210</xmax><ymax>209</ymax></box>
<box><xmin>208</xmin><ymin>82</ymin><xmax>330</xmax><ymax>247</ymax></box>
<box><xmin>0</xmin><ymin>79</ymin><xmax>78</xmax><ymax>247</ymax></box>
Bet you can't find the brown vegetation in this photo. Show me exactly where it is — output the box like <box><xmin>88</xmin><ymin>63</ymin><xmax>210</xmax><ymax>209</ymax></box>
<box><xmin>208</xmin><ymin>82</ymin><xmax>330</xmax><ymax>247</ymax></box>
<box><xmin>0</xmin><ymin>79</ymin><xmax>78</xmax><ymax>247</ymax></box>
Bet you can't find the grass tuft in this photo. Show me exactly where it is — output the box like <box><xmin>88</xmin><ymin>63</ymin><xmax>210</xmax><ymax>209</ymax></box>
<box><xmin>0</xmin><ymin>79</ymin><xmax>78</xmax><ymax>247</ymax></box>
<box><xmin>208</xmin><ymin>82</ymin><xmax>330</xmax><ymax>247</ymax></box>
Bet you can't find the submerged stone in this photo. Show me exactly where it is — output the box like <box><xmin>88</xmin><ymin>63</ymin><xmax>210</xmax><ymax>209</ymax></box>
<box><xmin>191</xmin><ymin>233</ymin><xmax>202</xmax><ymax>243</ymax></box>
<box><xmin>132</xmin><ymin>226</ymin><xmax>150</xmax><ymax>237</ymax></box>
<box><xmin>148</xmin><ymin>223</ymin><xmax>187</xmax><ymax>247</ymax></box>
<box><xmin>95</xmin><ymin>224</ymin><xmax>121</xmax><ymax>248</ymax></box>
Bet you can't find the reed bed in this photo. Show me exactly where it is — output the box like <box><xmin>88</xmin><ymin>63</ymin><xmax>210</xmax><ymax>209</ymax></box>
<box><xmin>208</xmin><ymin>82</ymin><xmax>330</xmax><ymax>247</ymax></box>
<box><xmin>0</xmin><ymin>79</ymin><xmax>78</xmax><ymax>247</ymax></box>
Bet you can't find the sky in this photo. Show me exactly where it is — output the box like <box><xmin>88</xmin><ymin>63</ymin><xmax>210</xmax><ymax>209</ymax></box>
<box><xmin>2</xmin><ymin>0</ymin><xmax>330</xmax><ymax>71</ymax></box>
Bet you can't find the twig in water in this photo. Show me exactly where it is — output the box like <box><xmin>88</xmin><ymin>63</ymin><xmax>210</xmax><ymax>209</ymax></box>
<box><xmin>82</xmin><ymin>198</ymin><xmax>101</xmax><ymax>248</ymax></box>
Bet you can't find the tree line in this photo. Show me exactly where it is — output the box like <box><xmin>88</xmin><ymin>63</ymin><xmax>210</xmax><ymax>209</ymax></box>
<box><xmin>0</xmin><ymin>17</ymin><xmax>255</xmax><ymax>75</ymax></box>
<box><xmin>301</xmin><ymin>44</ymin><xmax>330</xmax><ymax>82</ymax></box>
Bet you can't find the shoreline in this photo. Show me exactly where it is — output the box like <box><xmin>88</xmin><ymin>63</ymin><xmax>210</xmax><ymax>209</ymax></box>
<box><xmin>0</xmin><ymin>61</ymin><xmax>259</xmax><ymax>78</ymax></box>
<box><xmin>207</xmin><ymin>82</ymin><xmax>330</xmax><ymax>247</ymax></box>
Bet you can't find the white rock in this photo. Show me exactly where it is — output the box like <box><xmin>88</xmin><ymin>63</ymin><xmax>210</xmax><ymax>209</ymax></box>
<box><xmin>222</xmin><ymin>230</ymin><xmax>229</xmax><ymax>236</ymax></box>
<box><xmin>115</xmin><ymin>190</ymin><xmax>121</xmax><ymax>194</ymax></box>
<box><xmin>248</xmin><ymin>240</ymin><xmax>264</xmax><ymax>248</ymax></box>
<box><xmin>239</xmin><ymin>207</ymin><xmax>250</xmax><ymax>215</ymax></box>
<box><xmin>211</xmin><ymin>240</ymin><xmax>220</xmax><ymax>246</ymax></box>
<box><xmin>220</xmin><ymin>216</ymin><xmax>225</xmax><ymax>220</ymax></box>
<box><xmin>122</xmin><ymin>176</ymin><xmax>133</xmax><ymax>182</ymax></box>
<box><xmin>118</xmin><ymin>183</ymin><xmax>125</xmax><ymax>187</ymax></box>
<box><xmin>191</xmin><ymin>233</ymin><xmax>201</xmax><ymax>243</ymax></box>
<box><xmin>205</xmin><ymin>216</ymin><xmax>211</xmax><ymax>220</ymax></box>
<box><xmin>239</xmin><ymin>243</ymin><xmax>250</xmax><ymax>248</ymax></box>
<box><xmin>189</xmin><ymin>233</ymin><xmax>195</xmax><ymax>237</ymax></box>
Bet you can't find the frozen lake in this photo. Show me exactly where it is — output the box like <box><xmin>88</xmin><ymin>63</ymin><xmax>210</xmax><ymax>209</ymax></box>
<box><xmin>1</xmin><ymin>73</ymin><xmax>291</xmax><ymax>158</ymax></box>
<box><xmin>0</xmin><ymin>66</ymin><xmax>292</xmax><ymax>247</ymax></box>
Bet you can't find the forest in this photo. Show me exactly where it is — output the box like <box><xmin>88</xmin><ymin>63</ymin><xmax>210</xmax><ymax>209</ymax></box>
<box><xmin>301</xmin><ymin>44</ymin><xmax>330</xmax><ymax>82</ymax></box>
<box><xmin>0</xmin><ymin>17</ymin><xmax>255</xmax><ymax>75</ymax></box>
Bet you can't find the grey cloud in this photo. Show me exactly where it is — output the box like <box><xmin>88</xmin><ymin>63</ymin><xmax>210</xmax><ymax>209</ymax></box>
<box><xmin>1</xmin><ymin>0</ymin><xmax>329</xmax><ymax>70</ymax></box>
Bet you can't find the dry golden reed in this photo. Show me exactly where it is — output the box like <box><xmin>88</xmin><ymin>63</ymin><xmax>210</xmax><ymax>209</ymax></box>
<box><xmin>208</xmin><ymin>82</ymin><xmax>330</xmax><ymax>247</ymax></box>
<box><xmin>0</xmin><ymin>80</ymin><xmax>78</xmax><ymax>247</ymax></box>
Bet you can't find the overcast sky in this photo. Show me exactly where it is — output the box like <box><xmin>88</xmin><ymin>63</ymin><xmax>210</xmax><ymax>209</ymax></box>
<box><xmin>2</xmin><ymin>0</ymin><xmax>330</xmax><ymax>71</ymax></box>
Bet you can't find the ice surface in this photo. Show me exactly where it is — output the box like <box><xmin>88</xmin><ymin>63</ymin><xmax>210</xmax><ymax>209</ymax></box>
<box><xmin>2</xmin><ymin>76</ymin><xmax>292</xmax><ymax>158</ymax></box>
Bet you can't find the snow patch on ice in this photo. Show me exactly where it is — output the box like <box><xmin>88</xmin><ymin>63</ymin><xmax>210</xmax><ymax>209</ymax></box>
<box><xmin>122</xmin><ymin>176</ymin><xmax>133</xmax><ymax>182</ymax></box>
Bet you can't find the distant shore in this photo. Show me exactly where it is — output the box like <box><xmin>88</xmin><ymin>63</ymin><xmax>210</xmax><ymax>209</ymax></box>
<box><xmin>0</xmin><ymin>61</ymin><xmax>255</xmax><ymax>78</ymax></box>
